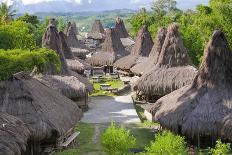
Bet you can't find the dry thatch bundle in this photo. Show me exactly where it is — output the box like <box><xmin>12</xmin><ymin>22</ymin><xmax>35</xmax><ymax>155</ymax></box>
<box><xmin>148</xmin><ymin>30</ymin><xmax>232</xmax><ymax>141</ymax></box>
<box><xmin>0</xmin><ymin>73</ymin><xmax>83</xmax><ymax>143</ymax></box>
<box><xmin>130</xmin><ymin>27</ymin><xmax>167</xmax><ymax>75</ymax></box>
<box><xmin>59</xmin><ymin>31</ymin><xmax>92</xmax><ymax>74</ymax></box>
<box><xmin>66</xmin><ymin>24</ymin><xmax>81</xmax><ymax>48</ymax></box>
<box><xmin>71</xmin><ymin>47</ymin><xmax>90</xmax><ymax>59</ymax></box>
<box><xmin>136</xmin><ymin>23</ymin><xmax>197</xmax><ymax>98</ymax></box>
<box><xmin>115</xmin><ymin>17</ymin><xmax>129</xmax><ymax>38</ymax></box>
<box><xmin>64</xmin><ymin>21</ymin><xmax>71</xmax><ymax>35</ymax></box>
<box><xmin>72</xmin><ymin>21</ymin><xmax>78</xmax><ymax>35</ymax></box>
<box><xmin>87</xmin><ymin>28</ymin><xmax>128</xmax><ymax>66</ymax></box>
<box><xmin>42</xmin><ymin>24</ymin><xmax>93</xmax><ymax>92</ymax></box>
<box><xmin>87</xmin><ymin>19</ymin><xmax>105</xmax><ymax>40</ymax></box>
<box><xmin>0</xmin><ymin>112</ymin><xmax>30</xmax><ymax>155</ymax></box>
<box><xmin>42</xmin><ymin>24</ymin><xmax>69</xmax><ymax>75</ymax></box>
<box><xmin>114</xmin><ymin>25</ymin><xmax>153</xmax><ymax>70</ymax></box>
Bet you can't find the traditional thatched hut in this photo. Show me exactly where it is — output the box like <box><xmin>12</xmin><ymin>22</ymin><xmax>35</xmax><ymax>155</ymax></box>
<box><xmin>66</xmin><ymin>23</ymin><xmax>81</xmax><ymax>48</ymax></box>
<box><xmin>72</xmin><ymin>21</ymin><xmax>78</xmax><ymax>35</ymax></box>
<box><xmin>64</xmin><ymin>21</ymin><xmax>71</xmax><ymax>35</ymax></box>
<box><xmin>148</xmin><ymin>30</ymin><xmax>232</xmax><ymax>145</ymax></box>
<box><xmin>114</xmin><ymin>25</ymin><xmax>154</xmax><ymax>72</ymax></box>
<box><xmin>87</xmin><ymin>28</ymin><xmax>128</xmax><ymax>72</ymax></box>
<box><xmin>0</xmin><ymin>112</ymin><xmax>30</xmax><ymax>155</ymax></box>
<box><xmin>130</xmin><ymin>27</ymin><xmax>167</xmax><ymax>76</ymax></box>
<box><xmin>71</xmin><ymin>47</ymin><xmax>90</xmax><ymax>59</ymax></box>
<box><xmin>136</xmin><ymin>23</ymin><xmax>197</xmax><ymax>102</ymax></box>
<box><xmin>0</xmin><ymin>73</ymin><xmax>83</xmax><ymax>154</ymax></box>
<box><xmin>115</xmin><ymin>17</ymin><xmax>129</xmax><ymax>38</ymax></box>
<box><xmin>59</xmin><ymin>31</ymin><xmax>92</xmax><ymax>74</ymax></box>
<box><xmin>87</xmin><ymin>19</ymin><xmax>105</xmax><ymax>41</ymax></box>
<box><xmin>40</xmin><ymin>22</ymin><xmax>93</xmax><ymax>109</ymax></box>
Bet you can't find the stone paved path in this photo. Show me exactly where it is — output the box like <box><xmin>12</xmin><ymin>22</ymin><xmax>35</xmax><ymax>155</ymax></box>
<box><xmin>81</xmin><ymin>94</ymin><xmax>140</xmax><ymax>123</ymax></box>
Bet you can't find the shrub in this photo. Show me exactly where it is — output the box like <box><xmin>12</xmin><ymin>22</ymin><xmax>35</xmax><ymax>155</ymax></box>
<box><xmin>145</xmin><ymin>130</ymin><xmax>187</xmax><ymax>155</ymax></box>
<box><xmin>0</xmin><ymin>48</ymin><xmax>61</xmax><ymax>80</ymax></box>
<box><xmin>210</xmin><ymin>140</ymin><xmax>231</xmax><ymax>155</ymax></box>
<box><xmin>101</xmin><ymin>122</ymin><xmax>136</xmax><ymax>155</ymax></box>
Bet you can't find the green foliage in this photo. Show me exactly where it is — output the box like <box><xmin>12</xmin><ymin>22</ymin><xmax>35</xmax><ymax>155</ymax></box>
<box><xmin>145</xmin><ymin>131</ymin><xmax>187</xmax><ymax>155</ymax></box>
<box><xmin>17</xmin><ymin>13</ymin><xmax>39</xmax><ymax>27</ymax></box>
<box><xmin>101</xmin><ymin>122</ymin><xmax>136</xmax><ymax>155</ymax></box>
<box><xmin>210</xmin><ymin>140</ymin><xmax>231</xmax><ymax>155</ymax></box>
<box><xmin>0</xmin><ymin>2</ymin><xmax>16</xmax><ymax>24</ymax></box>
<box><xmin>152</xmin><ymin>0</ymin><xmax>178</xmax><ymax>17</ymax></box>
<box><xmin>0</xmin><ymin>20</ymin><xmax>36</xmax><ymax>50</ymax></box>
<box><xmin>0</xmin><ymin>48</ymin><xmax>61</xmax><ymax>80</ymax></box>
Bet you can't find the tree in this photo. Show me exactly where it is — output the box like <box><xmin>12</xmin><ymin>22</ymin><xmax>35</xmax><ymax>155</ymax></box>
<box><xmin>152</xmin><ymin>0</ymin><xmax>178</xmax><ymax>17</ymax></box>
<box><xmin>0</xmin><ymin>2</ymin><xmax>16</xmax><ymax>24</ymax></box>
<box><xmin>17</xmin><ymin>13</ymin><xmax>39</xmax><ymax>27</ymax></box>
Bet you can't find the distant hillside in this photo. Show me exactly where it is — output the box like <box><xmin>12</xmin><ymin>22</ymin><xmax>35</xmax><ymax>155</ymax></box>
<box><xmin>34</xmin><ymin>9</ymin><xmax>136</xmax><ymax>33</ymax></box>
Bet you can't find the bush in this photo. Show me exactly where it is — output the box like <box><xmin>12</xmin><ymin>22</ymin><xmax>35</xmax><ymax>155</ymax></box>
<box><xmin>0</xmin><ymin>48</ymin><xmax>61</xmax><ymax>80</ymax></box>
<box><xmin>101</xmin><ymin>122</ymin><xmax>136</xmax><ymax>155</ymax></box>
<box><xmin>145</xmin><ymin>131</ymin><xmax>187</xmax><ymax>155</ymax></box>
<box><xmin>210</xmin><ymin>140</ymin><xmax>231</xmax><ymax>155</ymax></box>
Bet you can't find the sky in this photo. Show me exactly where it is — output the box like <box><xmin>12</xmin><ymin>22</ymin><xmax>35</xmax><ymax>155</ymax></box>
<box><xmin>1</xmin><ymin>0</ymin><xmax>209</xmax><ymax>12</ymax></box>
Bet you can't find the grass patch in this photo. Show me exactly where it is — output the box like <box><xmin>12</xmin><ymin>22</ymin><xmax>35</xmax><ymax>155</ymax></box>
<box><xmin>90</xmin><ymin>78</ymin><xmax>124</xmax><ymax>97</ymax></box>
<box><xmin>55</xmin><ymin>123</ymin><xmax>104</xmax><ymax>155</ymax></box>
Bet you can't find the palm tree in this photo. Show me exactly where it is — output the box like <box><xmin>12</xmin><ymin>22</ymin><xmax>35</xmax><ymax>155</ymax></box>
<box><xmin>0</xmin><ymin>2</ymin><xmax>16</xmax><ymax>24</ymax></box>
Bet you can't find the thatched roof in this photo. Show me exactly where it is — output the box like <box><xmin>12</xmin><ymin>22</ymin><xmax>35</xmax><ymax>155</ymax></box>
<box><xmin>72</xmin><ymin>22</ymin><xmax>78</xmax><ymax>35</ymax></box>
<box><xmin>114</xmin><ymin>25</ymin><xmax>154</xmax><ymax>70</ymax></box>
<box><xmin>136</xmin><ymin>23</ymin><xmax>197</xmax><ymax>96</ymax></box>
<box><xmin>0</xmin><ymin>112</ymin><xmax>30</xmax><ymax>155</ymax></box>
<box><xmin>87</xmin><ymin>28</ymin><xmax>128</xmax><ymax>66</ymax></box>
<box><xmin>115</xmin><ymin>17</ymin><xmax>129</xmax><ymax>38</ymax></box>
<box><xmin>87</xmin><ymin>19</ymin><xmax>105</xmax><ymax>40</ymax></box>
<box><xmin>42</xmin><ymin>24</ymin><xmax>93</xmax><ymax>92</ymax></box>
<box><xmin>71</xmin><ymin>47</ymin><xmax>90</xmax><ymax>59</ymax></box>
<box><xmin>42</xmin><ymin>24</ymin><xmax>69</xmax><ymax>75</ymax></box>
<box><xmin>148</xmin><ymin>30</ymin><xmax>232</xmax><ymax>141</ymax></box>
<box><xmin>49</xmin><ymin>18</ymin><xmax>56</xmax><ymax>26</ymax></box>
<box><xmin>35</xmin><ymin>75</ymin><xmax>86</xmax><ymax>98</ymax></box>
<box><xmin>66</xmin><ymin>24</ymin><xmax>81</xmax><ymax>48</ymax></box>
<box><xmin>130</xmin><ymin>25</ymin><xmax>154</xmax><ymax>56</ymax></box>
<box><xmin>59</xmin><ymin>31</ymin><xmax>92</xmax><ymax>74</ymax></box>
<box><xmin>0</xmin><ymin>73</ymin><xmax>83</xmax><ymax>141</ymax></box>
<box><xmin>130</xmin><ymin>27</ymin><xmax>167</xmax><ymax>75</ymax></box>
<box><xmin>59</xmin><ymin>31</ymin><xmax>75</xmax><ymax>59</ymax></box>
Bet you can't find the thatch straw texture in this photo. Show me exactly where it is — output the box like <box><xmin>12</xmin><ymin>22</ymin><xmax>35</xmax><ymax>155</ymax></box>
<box><xmin>148</xmin><ymin>30</ymin><xmax>232</xmax><ymax>141</ymax></box>
<box><xmin>0</xmin><ymin>113</ymin><xmax>30</xmax><ymax>155</ymax></box>
<box><xmin>72</xmin><ymin>22</ymin><xmax>78</xmax><ymax>35</ymax></box>
<box><xmin>71</xmin><ymin>47</ymin><xmax>90</xmax><ymax>59</ymax></box>
<box><xmin>42</xmin><ymin>24</ymin><xmax>69</xmax><ymax>75</ymax></box>
<box><xmin>35</xmin><ymin>75</ymin><xmax>86</xmax><ymax>98</ymax></box>
<box><xmin>0</xmin><ymin>73</ymin><xmax>83</xmax><ymax>141</ymax></box>
<box><xmin>59</xmin><ymin>31</ymin><xmax>75</xmax><ymax>59</ymax></box>
<box><xmin>115</xmin><ymin>17</ymin><xmax>129</xmax><ymax>38</ymax></box>
<box><xmin>87</xmin><ymin>19</ymin><xmax>105</xmax><ymax>40</ymax></box>
<box><xmin>87</xmin><ymin>28</ymin><xmax>128</xmax><ymax>66</ymax></box>
<box><xmin>137</xmin><ymin>23</ymin><xmax>197</xmax><ymax>97</ymax></box>
<box><xmin>114</xmin><ymin>25</ymin><xmax>153</xmax><ymax>70</ymax></box>
<box><xmin>66</xmin><ymin>24</ymin><xmax>81</xmax><ymax>48</ymax></box>
<box><xmin>130</xmin><ymin>27</ymin><xmax>167</xmax><ymax>75</ymax></box>
<box><xmin>42</xmin><ymin>24</ymin><xmax>93</xmax><ymax>92</ymax></box>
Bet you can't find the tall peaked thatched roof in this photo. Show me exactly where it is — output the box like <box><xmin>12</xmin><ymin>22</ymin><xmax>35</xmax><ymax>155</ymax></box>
<box><xmin>0</xmin><ymin>112</ymin><xmax>30</xmax><ymax>155</ymax></box>
<box><xmin>42</xmin><ymin>24</ymin><xmax>69</xmax><ymax>74</ymax></box>
<box><xmin>113</xmin><ymin>25</ymin><xmax>154</xmax><ymax>70</ymax></box>
<box><xmin>42</xmin><ymin>24</ymin><xmax>93</xmax><ymax>93</ymax></box>
<box><xmin>64</xmin><ymin>21</ymin><xmax>72</xmax><ymax>35</ymax></box>
<box><xmin>59</xmin><ymin>31</ymin><xmax>75</xmax><ymax>59</ymax></box>
<box><xmin>148</xmin><ymin>30</ymin><xmax>232</xmax><ymax>141</ymax></box>
<box><xmin>87</xmin><ymin>19</ymin><xmax>105</xmax><ymax>40</ymax></box>
<box><xmin>115</xmin><ymin>17</ymin><xmax>129</xmax><ymax>38</ymax></box>
<box><xmin>49</xmin><ymin>18</ymin><xmax>56</xmax><ymax>26</ymax></box>
<box><xmin>0</xmin><ymin>73</ymin><xmax>83</xmax><ymax>141</ymax></box>
<box><xmin>66</xmin><ymin>24</ymin><xmax>81</xmax><ymax>48</ymax></box>
<box><xmin>130</xmin><ymin>27</ymin><xmax>167</xmax><ymax>75</ymax></box>
<box><xmin>87</xmin><ymin>28</ymin><xmax>128</xmax><ymax>66</ymax></box>
<box><xmin>130</xmin><ymin>25</ymin><xmax>154</xmax><ymax>56</ymax></box>
<box><xmin>72</xmin><ymin>21</ymin><xmax>78</xmax><ymax>35</ymax></box>
<box><xmin>136</xmin><ymin>23</ymin><xmax>197</xmax><ymax>97</ymax></box>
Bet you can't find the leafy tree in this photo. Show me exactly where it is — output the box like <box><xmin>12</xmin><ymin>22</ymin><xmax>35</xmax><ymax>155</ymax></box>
<box><xmin>152</xmin><ymin>0</ymin><xmax>178</xmax><ymax>17</ymax></box>
<box><xmin>0</xmin><ymin>2</ymin><xmax>16</xmax><ymax>24</ymax></box>
<box><xmin>0</xmin><ymin>48</ymin><xmax>61</xmax><ymax>80</ymax></box>
<box><xmin>17</xmin><ymin>13</ymin><xmax>39</xmax><ymax>27</ymax></box>
<box><xmin>210</xmin><ymin>140</ymin><xmax>231</xmax><ymax>155</ymax></box>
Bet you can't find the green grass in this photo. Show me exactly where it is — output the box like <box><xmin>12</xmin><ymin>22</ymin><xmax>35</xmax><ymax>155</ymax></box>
<box><xmin>55</xmin><ymin>123</ymin><xmax>104</xmax><ymax>155</ymax></box>
<box><xmin>90</xmin><ymin>78</ymin><xmax>124</xmax><ymax>97</ymax></box>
